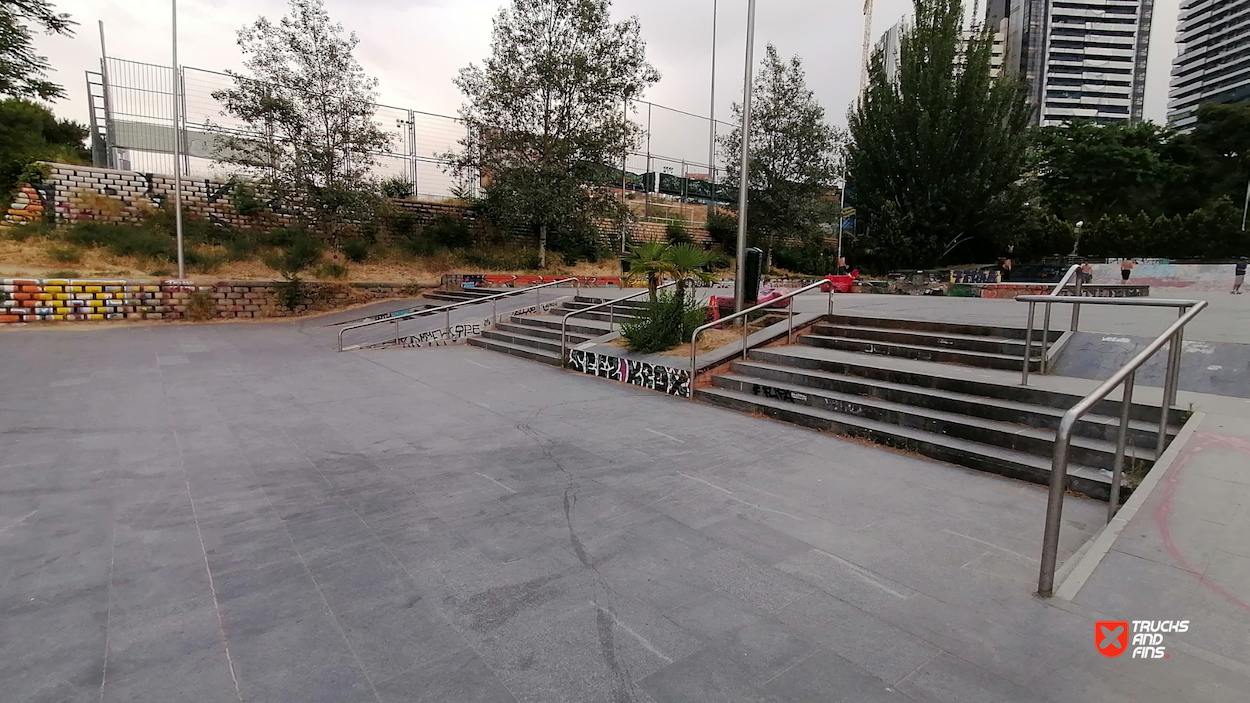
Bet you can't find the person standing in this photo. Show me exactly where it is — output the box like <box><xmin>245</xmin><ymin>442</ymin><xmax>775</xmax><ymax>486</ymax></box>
<box><xmin>1080</xmin><ymin>260</ymin><xmax>1093</xmax><ymax>285</ymax></box>
<box><xmin>1234</xmin><ymin>257</ymin><xmax>1247</xmax><ymax>294</ymax></box>
<box><xmin>1120</xmin><ymin>258</ymin><xmax>1136</xmax><ymax>283</ymax></box>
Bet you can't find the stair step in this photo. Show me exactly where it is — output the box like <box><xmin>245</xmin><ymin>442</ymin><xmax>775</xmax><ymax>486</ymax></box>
<box><xmin>827</xmin><ymin>314</ymin><xmax>1062</xmax><ymax>342</ymax></box>
<box><xmin>800</xmin><ymin>334</ymin><xmax>1039</xmax><ymax>372</ymax></box>
<box><xmin>713</xmin><ymin>373</ymin><xmax>1155</xmax><ymax>471</ymax></box>
<box><xmin>748</xmin><ymin>345</ymin><xmax>1186</xmax><ymax>427</ymax></box>
<box><xmin>514</xmin><ymin>314</ymin><xmax>617</xmax><ymax>337</ymax></box>
<box><xmin>730</xmin><ymin>360</ymin><xmax>1171</xmax><ymax>448</ymax></box>
<box><xmin>479</xmin><ymin>329</ymin><xmax>567</xmax><ymax>354</ymax></box>
<box><xmin>466</xmin><ymin>337</ymin><xmax>562</xmax><ymax>365</ymax></box>
<box><xmin>696</xmin><ymin>387</ymin><xmax>1115</xmax><ymax>501</ymax></box>
<box><xmin>811</xmin><ymin>323</ymin><xmax>1032</xmax><ymax>356</ymax></box>
<box><xmin>494</xmin><ymin>321</ymin><xmax>596</xmax><ymax>344</ymax></box>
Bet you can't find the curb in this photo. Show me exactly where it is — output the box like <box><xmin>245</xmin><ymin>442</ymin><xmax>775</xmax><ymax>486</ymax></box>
<box><xmin>1052</xmin><ymin>411</ymin><xmax>1206</xmax><ymax>601</ymax></box>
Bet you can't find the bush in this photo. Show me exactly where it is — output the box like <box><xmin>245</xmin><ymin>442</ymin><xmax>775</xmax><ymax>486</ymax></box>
<box><xmin>64</xmin><ymin>222</ymin><xmax>174</xmax><ymax>261</ymax></box>
<box><xmin>276</xmin><ymin>277</ymin><xmax>305</xmax><ymax>310</ymax></box>
<box><xmin>186</xmin><ymin>290</ymin><xmax>216</xmax><ymax>321</ymax></box>
<box><xmin>666</xmin><ymin>221</ymin><xmax>694</xmax><ymax>245</ymax></box>
<box><xmin>425</xmin><ymin>215</ymin><xmax>473</xmax><ymax>249</ymax></box>
<box><xmin>462</xmin><ymin>245</ymin><xmax>542</xmax><ymax>271</ymax></box>
<box><xmin>380</xmin><ymin>177</ymin><xmax>414</xmax><ymax>199</ymax></box>
<box><xmin>773</xmin><ymin>245</ymin><xmax>837</xmax><ymax>275</ymax></box>
<box><xmin>705</xmin><ymin>209</ymin><xmax>738</xmax><ymax>253</ymax></box>
<box><xmin>619</xmin><ymin>291</ymin><xmax>708</xmax><ymax>354</ymax></box>
<box><xmin>315</xmin><ymin>262</ymin><xmax>349</xmax><ymax>279</ymax></box>
<box><xmin>402</xmin><ymin>234</ymin><xmax>440</xmax><ymax>258</ymax></box>
<box><xmin>46</xmin><ymin>244</ymin><xmax>82</xmax><ymax>263</ymax></box>
<box><xmin>263</xmin><ymin>234</ymin><xmax>322</xmax><ymax>276</ymax></box>
<box><xmin>185</xmin><ymin>247</ymin><xmax>228</xmax><ymax>273</ymax></box>
<box><xmin>230</xmin><ymin>182</ymin><xmax>264</xmax><ymax>216</ymax></box>
<box><xmin>342</xmin><ymin>238</ymin><xmax>370</xmax><ymax>262</ymax></box>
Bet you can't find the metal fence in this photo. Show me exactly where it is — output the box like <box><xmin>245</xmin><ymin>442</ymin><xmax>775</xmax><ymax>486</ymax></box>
<box><xmin>92</xmin><ymin>56</ymin><xmax>735</xmax><ymax>210</ymax></box>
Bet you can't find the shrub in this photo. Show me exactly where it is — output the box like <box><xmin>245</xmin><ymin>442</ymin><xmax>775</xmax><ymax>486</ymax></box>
<box><xmin>263</xmin><ymin>234</ymin><xmax>322</xmax><ymax>276</ymax></box>
<box><xmin>315</xmin><ymin>262</ymin><xmax>349</xmax><ymax>279</ymax></box>
<box><xmin>276</xmin><ymin>276</ymin><xmax>306</xmax><ymax>310</ymax></box>
<box><xmin>230</xmin><ymin>182</ymin><xmax>264</xmax><ymax>216</ymax></box>
<box><xmin>619</xmin><ymin>292</ymin><xmax>708</xmax><ymax>354</ymax></box>
<box><xmin>64</xmin><ymin>222</ymin><xmax>174</xmax><ymax>261</ymax></box>
<box><xmin>186</xmin><ymin>290</ymin><xmax>216</xmax><ymax>321</ymax></box>
<box><xmin>185</xmin><ymin>247</ymin><xmax>228</xmax><ymax>273</ymax></box>
<box><xmin>705</xmin><ymin>209</ymin><xmax>738</xmax><ymax>252</ymax></box>
<box><xmin>666</xmin><ymin>221</ymin><xmax>694</xmax><ymax>245</ymax></box>
<box><xmin>425</xmin><ymin>215</ymin><xmax>473</xmax><ymax>249</ymax></box>
<box><xmin>46</xmin><ymin>244</ymin><xmax>82</xmax><ymax>263</ymax></box>
<box><xmin>342</xmin><ymin>238</ymin><xmax>370</xmax><ymax>262</ymax></box>
<box><xmin>380</xmin><ymin>177</ymin><xmax>414</xmax><ymax>199</ymax></box>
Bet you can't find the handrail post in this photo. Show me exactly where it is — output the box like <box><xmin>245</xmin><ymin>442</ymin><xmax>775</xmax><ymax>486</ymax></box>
<box><xmin>1072</xmin><ymin>271</ymin><xmax>1083</xmax><ymax>331</ymax></box>
<box><xmin>1038</xmin><ymin>417</ymin><xmax>1075</xmax><ymax>597</ymax></box>
<box><xmin>1021</xmin><ymin>301</ymin><xmax>1036</xmax><ymax>386</ymax></box>
<box><xmin>689</xmin><ymin>328</ymin><xmax>700</xmax><ymax>400</ymax></box>
<box><xmin>1040</xmin><ymin>302</ymin><xmax>1052</xmax><ymax>374</ymax></box>
<box><xmin>1169</xmin><ymin>307</ymin><xmax>1185</xmax><ymax>406</ymax></box>
<box><xmin>1109</xmin><ymin>370</ymin><xmax>1135</xmax><ymax>523</ymax></box>
<box><xmin>787</xmin><ymin>296</ymin><xmax>795</xmax><ymax>344</ymax></box>
<box><xmin>1157</xmin><ymin>330</ymin><xmax>1181</xmax><ymax>456</ymax></box>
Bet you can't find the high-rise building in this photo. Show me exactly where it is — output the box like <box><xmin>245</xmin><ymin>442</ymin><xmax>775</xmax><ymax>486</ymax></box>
<box><xmin>873</xmin><ymin>17</ymin><xmax>1007</xmax><ymax>84</ymax></box>
<box><xmin>997</xmin><ymin>1</ymin><xmax>1153</xmax><ymax>126</ymax></box>
<box><xmin>1167</xmin><ymin>0</ymin><xmax>1250</xmax><ymax>131</ymax></box>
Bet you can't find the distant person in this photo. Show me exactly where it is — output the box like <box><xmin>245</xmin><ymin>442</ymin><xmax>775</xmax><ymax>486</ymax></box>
<box><xmin>1000</xmin><ymin>246</ymin><xmax>1015</xmax><ymax>281</ymax></box>
<box><xmin>1234</xmin><ymin>257</ymin><xmax>1247</xmax><ymax>294</ymax></box>
<box><xmin>1080</xmin><ymin>261</ymin><xmax>1093</xmax><ymax>285</ymax></box>
<box><xmin>836</xmin><ymin>256</ymin><xmax>848</xmax><ymax>275</ymax></box>
<box><xmin>1120</xmin><ymin>258</ymin><xmax>1136</xmax><ymax>283</ymax></box>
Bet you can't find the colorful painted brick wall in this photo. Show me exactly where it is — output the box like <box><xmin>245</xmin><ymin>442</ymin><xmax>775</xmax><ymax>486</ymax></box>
<box><xmin>0</xmin><ymin>278</ymin><xmax>417</xmax><ymax>324</ymax></box>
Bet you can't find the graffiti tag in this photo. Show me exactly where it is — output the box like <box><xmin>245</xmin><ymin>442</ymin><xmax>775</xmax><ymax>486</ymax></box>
<box><xmin>568</xmin><ymin>350</ymin><xmax>690</xmax><ymax>396</ymax></box>
<box><xmin>392</xmin><ymin>319</ymin><xmax>491</xmax><ymax>348</ymax></box>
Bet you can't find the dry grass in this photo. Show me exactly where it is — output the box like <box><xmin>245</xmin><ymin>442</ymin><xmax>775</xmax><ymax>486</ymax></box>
<box><xmin>0</xmin><ymin>225</ymin><xmax>623</xmax><ymax>283</ymax></box>
<box><xmin>607</xmin><ymin>324</ymin><xmax>763</xmax><ymax>357</ymax></box>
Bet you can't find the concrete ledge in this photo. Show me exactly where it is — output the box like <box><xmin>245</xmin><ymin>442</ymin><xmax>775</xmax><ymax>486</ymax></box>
<box><xmin>1053</xmin><ymin>410</ymin><xmax>1206</xmax><ymax>601</ymax></box>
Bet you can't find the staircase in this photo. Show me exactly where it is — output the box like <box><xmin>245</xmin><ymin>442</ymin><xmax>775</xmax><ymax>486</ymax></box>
<box><xmin>697</xmin><ymin>315</ymin><xmax>1183</xmax><ymax>500</ymax></box>
<box><xmin>422</xmin><ymin>288</ymin><xmax>502</xmax><ymax>304</ymax></box>
<box><xmin>467</xmin><ymin>296</ymin><xmax>646</xmax><ymax>365</ymax></box>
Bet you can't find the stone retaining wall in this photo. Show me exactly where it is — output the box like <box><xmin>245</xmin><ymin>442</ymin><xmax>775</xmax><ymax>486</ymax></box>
<box><xmin>0</xmin><ymin>278</ymin><xmax>417</xmax><ymax>324</ymax></box>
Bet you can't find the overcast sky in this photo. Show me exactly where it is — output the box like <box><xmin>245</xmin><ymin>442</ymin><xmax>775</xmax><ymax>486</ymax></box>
<box><xmin>35</xmin><ymin>0</ymin><xmax>1182</xmax><ymax>133</ymax></box>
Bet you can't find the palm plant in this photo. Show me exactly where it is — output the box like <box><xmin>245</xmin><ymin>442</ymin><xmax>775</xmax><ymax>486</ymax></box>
<box><xmin>623</xmin><ymin>241</ymin><xmax>673</xmax><ymax>303</ymax></box>
<box><xmin>662</xmin><ymin>244</ymin><xmax>719</xmax><ymax>307</ymax></box>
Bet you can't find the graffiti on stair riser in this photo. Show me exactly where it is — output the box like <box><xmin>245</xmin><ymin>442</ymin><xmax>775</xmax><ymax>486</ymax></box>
<box><xmin>395</xmin><ymin>319</ymin><xmax>492</xmax><ymax>348</ymax></box>
<box><xmin>751</xmin><ymin>384</ymin><xmax>864</xmax><ymax>415</ymax></box>
<box><xmin>510</xmin><ymin>300</ymin><xmax>562</xmax><ymax>318</ymax></box>
<box><xmin>568</xmin><ymin>350</ymin><xmax>690</xmax><ymax>396</ymax></box>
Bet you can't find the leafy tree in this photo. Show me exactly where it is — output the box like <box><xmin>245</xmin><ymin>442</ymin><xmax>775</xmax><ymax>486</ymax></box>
<box><xmin>847</xmin><ymin>0</ymin><xmax>1032</xmax><ymax>268</ymax></box>
<box><xmin>448</xmin><ymin>0</ymin><xmax>660</xmax><ymax>266</ymax></box>
<box><xmin>721</xmin><ymin>44</ymin><xmax>843</xmax><ymax>261</ymax></box>
<box><xmin>0</xmin><ymin>96</ymin><xmax>88</xmax><ymax>202</ymax></box>
<box><xmin>211</xmin><ymin>0</ymin><xmax>392</xmax><ymax>246</ymax></box>
<box><xmin>0</xmin><ymin>1</ymin><xmax>75</xmax><ymax>101</ymax></box>
<box><xmin>623</xmin><ymin>240</ymin><xmax>670</xmax><ymax>302</ymax></box>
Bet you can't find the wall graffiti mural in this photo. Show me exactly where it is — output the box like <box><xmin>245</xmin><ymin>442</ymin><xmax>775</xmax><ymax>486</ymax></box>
<box><xmin>568</xmin><ymin>349</ymin><xmax>691</xmax><ymax>396</ymax></box>
<box><xmin>510</xmin><ymin>300</ymin><xmax>562</xmax><ymax>317</ymax></box>
<box><xmin>950</xmin><ymin>270</ymin><xmax>1001</xmax><ymax>284</ymax></box>
<box><xmin>380</xmin><ymin>318</ymin><xmax>492</xmax><ymax>349</ymax></box>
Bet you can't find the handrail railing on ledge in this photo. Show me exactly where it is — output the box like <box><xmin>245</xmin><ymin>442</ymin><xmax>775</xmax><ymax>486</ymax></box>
<box><xmin>1025</xmin><ymin>295</ymin><xmax>1207</xmax><ymax>597</ymax></box>
<box><xmin>558</xmin><ymin>279</ymin><xmax>685</xmax><ymax>366</ymax></box>
<box><xmin>337</xmin><ymin>278</ymin><xmax>579</xmax><ymax>352</ymax></box>
<box><xmin>688</xmin><ymin>280</ymin><xmax>834</xmax><ymax>399</ymax></box>
<box><xmin>1019</xmin><ymin>264</ymin><xmax>1082</xmax><ymax>380</ymax></box>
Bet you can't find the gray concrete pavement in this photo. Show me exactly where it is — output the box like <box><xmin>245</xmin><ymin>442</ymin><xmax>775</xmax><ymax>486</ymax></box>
<box><xmin>1</xmin><ymin>312</ymin><xmax>1247</xmax><ymax>702</ymax></box>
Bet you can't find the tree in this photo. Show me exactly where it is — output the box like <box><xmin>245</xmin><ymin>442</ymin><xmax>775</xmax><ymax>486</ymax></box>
<box><xmin>623</xmin><ymin>240</ymin><xmax>670</xmax><ymax>303</ymax></box>
<box><xmin>449</xmin><ymin>0</ymin><xmax>660</xmax><ymax>266</ymax></box>
<box><xmin>0</xmin><ymin>1</ymin><xmax>75</xmax><ymax>101</ymax></box>
<box><xmin>847</xmin><ymin>0</ymin><xmax>1032</xmax><ymax>268</ymax></box>
<box><xmin>0</xmin><ymin>97</ymin><xmax>88</xmax><ymax>202</ymax></box>
<box><xmin>721</xmin><ymin>44</ymin><xmax>843</xmax><ymax>261</ymax></box>
<box><xmin>211</xmin><ymin>0</ymin><xmax>391</xmax><ymax>245</ymax></box>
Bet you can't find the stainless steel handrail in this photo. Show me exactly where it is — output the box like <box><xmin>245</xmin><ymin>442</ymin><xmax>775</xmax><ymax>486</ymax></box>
<box><xmin>1034</xmin><ymin>297</ymin><xmax>1207</xmax><ymax>597</ymax></box>
<box><xmin>1019</xmin><ymin>264</ymin><xmax>1081</xmax><ymax>382</ymax></box>
<box><xmin>558</xmin><ymin>279</ymin><xmax>685</xmax><ymax>365</ymax></box>
<box><xmin>337</xmin><ymin>278</ymin><xmax>579</xmax><ymax>351</ymax></box>
<box><xmin>688</xmin><ymin>280</ymin><xmax>834</xmax><ymax>399</ymax></box>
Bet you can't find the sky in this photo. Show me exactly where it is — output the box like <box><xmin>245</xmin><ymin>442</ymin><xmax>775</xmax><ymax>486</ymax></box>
<box><xmin>34</xmin><ymin>0</ymin><xmax>1182</xmax><ymax>138</ymax></box>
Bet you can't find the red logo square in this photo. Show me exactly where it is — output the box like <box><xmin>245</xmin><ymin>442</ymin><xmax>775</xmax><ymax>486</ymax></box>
<box><xmin>1096</xmin><ymin>621</ymin><xmax>1129</xmax><ymax>658</ymax></box>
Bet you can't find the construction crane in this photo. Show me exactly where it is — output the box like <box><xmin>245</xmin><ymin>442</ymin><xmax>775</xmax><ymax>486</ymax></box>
<box><xmin>859</xmin><ymin>0</ymin><xmax>874</xmax><ymax>92</ymax></box>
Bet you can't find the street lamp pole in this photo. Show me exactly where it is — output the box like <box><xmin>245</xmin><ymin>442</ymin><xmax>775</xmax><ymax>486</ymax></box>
<box><xmin>708</xmin><ymin>0</ymin><xmax>718</xmax><ymax>195</ymax></box>
<box><xmin>837</xmin><ymin>180</ymin><xmax>846</xmax><ymax>262</ymax></box>
<box><xmin>1242</xmin><ymin>174</ymin><xmax>1249</xmax><ymax>231</ymax></box>
<box><xmin>734</xmin><ymin>0</ymin><xmax>757</xmax><ymax>315</ymax></box>
<box><xmin>171</xmin><ymin>0</ymin><xmax>185</xmax><ymax>280</ymax></box>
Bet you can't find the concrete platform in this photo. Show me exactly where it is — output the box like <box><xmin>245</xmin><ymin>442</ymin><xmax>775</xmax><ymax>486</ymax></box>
<box><xmin>2</xmin><ymin>311</ymin><xmax>1247</xmax><ymax>702</ymax></box>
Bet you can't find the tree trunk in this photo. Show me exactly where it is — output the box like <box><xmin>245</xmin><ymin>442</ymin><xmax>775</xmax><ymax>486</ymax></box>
<box><xmin>539</xmin><ymin>224</ymin><xmax>547</xmax><ymax>269</ymax></box>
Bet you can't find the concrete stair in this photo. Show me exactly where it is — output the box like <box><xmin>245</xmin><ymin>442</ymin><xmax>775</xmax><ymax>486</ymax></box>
<box><xmin>422</xmin><ymin>288</ymin><xmax>501</xmax><ymax>304</ymax></box>
<box><xmin>467</xmin><ymin>295</ymin><xmax>643</xmax><ymax>365</ymax></box>
<box><xmin>695</xmin><ymin>322</ymin><xmax>1182</xmax><ymax>501</ymax></box>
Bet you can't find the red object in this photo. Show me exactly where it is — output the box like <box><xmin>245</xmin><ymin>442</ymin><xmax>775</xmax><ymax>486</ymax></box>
<box><xmin>820</xmin><ymin>270</ymin><xmax>859</xmax><ymax>293</ymax></box>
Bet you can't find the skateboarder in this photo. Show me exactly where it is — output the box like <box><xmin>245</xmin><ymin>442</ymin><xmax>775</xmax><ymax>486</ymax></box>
<box><xmin>1120</xmin><ymin>258</ymin><xmax>1136</xmax><ymax>283</ymax></box>
<box><xmin>1235</xmin><ymin>257</ymin><xmax>1247</xmax><ymax>294</ymax></box>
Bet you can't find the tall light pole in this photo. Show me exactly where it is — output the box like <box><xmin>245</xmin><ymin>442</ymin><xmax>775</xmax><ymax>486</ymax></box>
<box><xmin>171</xmin><ymin>0</ymin><xmax>185</xmax><ymax>279</ymax></box>
<box><xmin>1242</xmin><ymin>174</ymin><xmax>1249</xmax><ymax>232</ymax></box>
<box><xmin>708</xmin><ymin>0</ymin><xmax>718</xmax><ymax>196</ymax></box>
<box><xmin>734</xmin><ymin>0</ymin><xmax>757</xmax><ymax>315</ymax></box>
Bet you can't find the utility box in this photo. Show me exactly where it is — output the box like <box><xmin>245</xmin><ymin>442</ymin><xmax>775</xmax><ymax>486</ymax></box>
<box><xmin>744</xmin><ymin>247</ymin><xmax>763</xmax><ymax>303</ymax></box>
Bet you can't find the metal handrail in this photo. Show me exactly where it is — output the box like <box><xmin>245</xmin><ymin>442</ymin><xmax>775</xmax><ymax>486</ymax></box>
<box><xmin>1019</xmin><ymin>264</ymin><xmax>1082</xmax><ymax>381</ymax></box>
<box><xmin>337</xmin><ymin>278</ymin><xmax>579</xmax><ymax>351</ymax></box>
<box><xmin>1035</xmin><ymin>297</ymin><xmax>1208</xmax><ymax>597</ymax></box>
<box><xmin>558</xmin><ymin>279</ymin><xmax>685</xmax><ymax>365</ymax></box>
<box><xmin>688</xmin><ymin>280</ymin><xmax>834</xmax><ymax>399</ymax></box>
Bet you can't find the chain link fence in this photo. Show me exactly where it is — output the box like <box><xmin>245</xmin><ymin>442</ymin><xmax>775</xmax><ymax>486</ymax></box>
<box><xmin>95</xmin><ymin>56</ymin><xmax>734</xmax><ymax>219</ymax></box>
